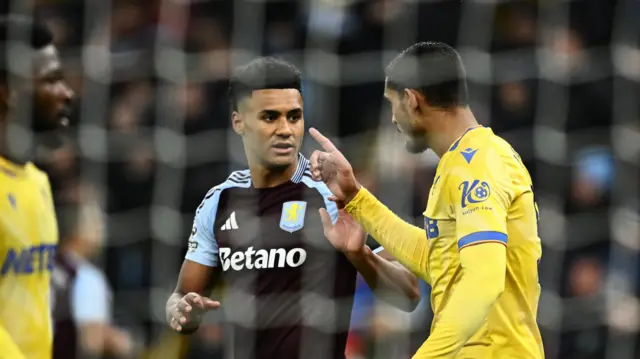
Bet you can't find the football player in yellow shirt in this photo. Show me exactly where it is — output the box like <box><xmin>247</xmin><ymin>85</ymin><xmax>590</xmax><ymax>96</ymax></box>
<box><xmin>0</xmin><ymin>16</ymin><xmax>74</xmax><ymax>359</ymax></box>
<box><xmin>309</xmin><ymin>42</ymin><xmax>544</xmax><ymax>359</ymax></box>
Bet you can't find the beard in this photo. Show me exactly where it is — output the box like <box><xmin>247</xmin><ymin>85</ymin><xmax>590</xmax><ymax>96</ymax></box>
<box><xmin>16</xmin><ymin>95</ymin><xmax>71</xmax><ymax>150</ymax></box>
<box><xmin>405</xmin><ymin>135</ymin><xmax>430</xmax><ymax>154</ymax></box>
<box><xmin>395</xmin><ymin>108</ymin><xmax>430</xmax><ymax>154</ymax></box>
<box><xmin>32</xmin><ymin>111</ymin><xmax>68</xmax><ymax>149</ymax></box>
<box><xmin>401</xmin><ymin>123</ymin><xmax>430</xmax><ymax>154</ymax></box>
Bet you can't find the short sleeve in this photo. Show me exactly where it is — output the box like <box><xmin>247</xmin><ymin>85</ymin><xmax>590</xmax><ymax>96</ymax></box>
<box><xmin>185</xmin><ymin>188</ymin><xmax>221</xmax><ymax>267</ymax></box>
<box><xmin>71</xmin><ymin>263</ymin><xmax>111</xmax><ymax>323</ymax></box>
<box><xmin>446</xmin><ymin>148</ymin><xmax>512</xmax><ymax>250</ymax></box>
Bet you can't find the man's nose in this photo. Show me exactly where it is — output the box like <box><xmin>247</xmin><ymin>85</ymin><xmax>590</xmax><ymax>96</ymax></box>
<box><xmin>59</xmin><ymin>82</ymin><xmax>75</xmax><ymax>103</ymax></box>
<box><xmin>275</xmin><ymin>118</ymin><xmax>293</xmax><ymax>136</ymax></box>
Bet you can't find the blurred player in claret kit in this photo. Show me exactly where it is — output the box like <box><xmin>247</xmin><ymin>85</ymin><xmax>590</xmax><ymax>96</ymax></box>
<box><xmin>165</xmin><ymin>57</ymin><xmax>420</xmax><ymax>359</ymax></box>
<box><xmin>0</xmin><ymin>16</ymin><xmax>74</xmax><ymax>359</ymax></box>
<box><xmin>309</xmin><ymin>42</ymin><xmax>544</xmax><ymax>359</ymax></box>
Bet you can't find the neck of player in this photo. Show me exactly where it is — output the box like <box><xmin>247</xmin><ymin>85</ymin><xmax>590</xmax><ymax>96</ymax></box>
<box><xmin>430</xmin><ymin>106</ymin><xmax>479</xmax><ymax>158</ymax></box>
<box><xmin>0</xmin><ymin>115</ymin><xmax>29</xmax><ymax>165</ymax></box>
<box><xmin>248</xmin><ymin>158</ymin><xmax>298</xmax><ymax>189</ymax></box>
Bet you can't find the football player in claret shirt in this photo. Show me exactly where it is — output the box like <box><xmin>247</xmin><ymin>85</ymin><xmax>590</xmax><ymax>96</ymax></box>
<box><xmin>0</xmin><ymin>16</ymin><xmax>75</xmax><ymax>359</ymax></box>
<box><xmin>165</xmin><ymin>57</ymin><xmax>420</xmax><ymax>359</ymax></box>
<box><xmin>309</xmin><ymin>42</ymin><xmax>544</xmax><ymax>359</ymax></box>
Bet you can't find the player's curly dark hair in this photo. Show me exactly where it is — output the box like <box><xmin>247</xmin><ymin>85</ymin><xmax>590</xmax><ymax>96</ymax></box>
<box><xmin>228</xmin><ymin>57</ymin><xmax>302</xmax><ymax>112</ymax></box>
<box><xmin>0</xmin><ymin>15</ymin><xmax>54</xmax><ymax>81</ymax></box>
<box><xmin>385</xmin><ymin>42</ymin><xmax>468</xmax><ymax>109</ymax></box>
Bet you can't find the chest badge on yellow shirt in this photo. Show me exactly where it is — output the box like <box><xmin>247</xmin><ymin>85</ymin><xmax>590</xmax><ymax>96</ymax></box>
<box><xmin>459</xmin><ymin>180</ymin><xmax>491</xmax><ymax>208</ymax></box>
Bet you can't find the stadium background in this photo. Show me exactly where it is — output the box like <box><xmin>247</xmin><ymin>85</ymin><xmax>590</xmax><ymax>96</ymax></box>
<box><xmin>3</xmin><ymin>0</ymin><xmax>639</xmax><ymax>358</ymax></box>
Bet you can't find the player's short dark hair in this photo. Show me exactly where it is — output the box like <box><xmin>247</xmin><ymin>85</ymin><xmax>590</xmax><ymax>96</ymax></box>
<box><xmin>385</xmin><ymin>42</ymin><xmax>468</xmax><ymax>109</ymax></box>
<box><xmin>228</xmin><ymin>57</ymin><xmax>302</xmax><ymax>111</ymax></box>
<box><xmin>0</xmin><ymin>15</ymin><xmax>53</xmax><ymax>81</ymax></box>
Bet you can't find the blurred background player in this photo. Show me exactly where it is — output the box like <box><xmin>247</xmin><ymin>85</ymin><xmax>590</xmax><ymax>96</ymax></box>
<box><xmin>52</xmin><ymin>182</ymin><xmax>138</xmax><ymax>359</ymax></box>
<box><xmin>0</xmin><ymin>15</ymin><xmax>74</xmax><ymax>359</ymax></box>
<box><xmin>165</xmin><ymin>56</ymin><xmax>420</xmax><ymax>359</ymax></box>
<box><xmin>309</xmin><ymin>42</ymin><xmax>543</xmax><ymax>358</ymax></box>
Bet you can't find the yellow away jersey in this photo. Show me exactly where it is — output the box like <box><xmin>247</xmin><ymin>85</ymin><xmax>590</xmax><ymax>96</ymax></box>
<box><xmin>0</xmin><ymin>156</ymin><xmax>57</xmax><ymax>359</ymax></box>
<box><xmin>424</xmin><ymin>126</ymin><xmax>543</xmax><ymax>358</ymax></box>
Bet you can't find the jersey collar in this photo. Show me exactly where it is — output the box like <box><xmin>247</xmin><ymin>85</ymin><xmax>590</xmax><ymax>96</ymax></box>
<box><xmin>290</xmin><ymin>154</ymin><xmax>310</xmax><ymax>183</ymax></box>
<box><xmin>448</xmin><ymin>125</ymin><xmax>484</xmax><ymax>152</ymax></box>
<box><xmin>0</xmin><ymin>156</ymin><xmax>28</xmax><ymax>177</ymax></box>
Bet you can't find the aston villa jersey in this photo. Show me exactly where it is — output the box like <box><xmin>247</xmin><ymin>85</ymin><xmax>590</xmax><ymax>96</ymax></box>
<box><xmin>186</xmin><ymin>155</ymin><xmax>368</xmax><ymax>359</ymax></box>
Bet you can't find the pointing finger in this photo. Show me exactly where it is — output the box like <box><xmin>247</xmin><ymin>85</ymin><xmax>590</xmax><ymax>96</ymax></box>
<box><xmin>309</xmin><ymin>128</ymin><xmax>338</xmax><ymax>153</ymax></box>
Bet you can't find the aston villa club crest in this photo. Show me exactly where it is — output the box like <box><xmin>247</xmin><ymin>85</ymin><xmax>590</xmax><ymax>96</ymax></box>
<box><xmin>279</xmin><ymin>201</ymin><xmax>307</xmax><ymax>233</ymax></box>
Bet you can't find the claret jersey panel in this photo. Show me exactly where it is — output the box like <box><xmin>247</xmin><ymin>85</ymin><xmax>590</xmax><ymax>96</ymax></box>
<box><xmin>185</xmin><ymin>155</ymin><xmax>358</xmax><ymax>359</ymax></box>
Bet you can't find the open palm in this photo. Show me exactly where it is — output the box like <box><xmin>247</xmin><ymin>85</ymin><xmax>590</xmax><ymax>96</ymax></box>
<box><xmin>320</xmin><ymin>208</ymin><xmax>367</xmax><ymax>254</ymax></box>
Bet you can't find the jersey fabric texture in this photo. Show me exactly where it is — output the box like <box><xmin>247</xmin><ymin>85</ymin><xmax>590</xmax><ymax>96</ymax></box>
<box><xmin>186</xmin><ymin>154</ymin><xmax>374</xmax><ymax>359</ymax></box>
<box><xmin>0</xmin><ymin>156</ymin><xmax>58</xmax><ymax>359</ymax></box>
<box><xmin>345</xmin><ymin>127</ymin><xmax>543</xmax><ymax>359</ymax></box>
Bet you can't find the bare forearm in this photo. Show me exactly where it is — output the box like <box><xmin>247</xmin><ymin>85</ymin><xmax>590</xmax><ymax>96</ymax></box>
<box><xmin>347</xmin><ymin>246</ymin><xmax>420</xmax><ymax>311</ymax></box>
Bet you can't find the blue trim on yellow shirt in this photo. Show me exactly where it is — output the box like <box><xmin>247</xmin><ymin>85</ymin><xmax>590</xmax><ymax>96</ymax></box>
<box><xmin>449</xmin><ymin>125</ymin><xmax>484</xmax><ymax>152</ymax></box>
<box><xmin>458</xmin><ymin>231</ymin><xmax>507</xmax><ymax>249</ymax></box>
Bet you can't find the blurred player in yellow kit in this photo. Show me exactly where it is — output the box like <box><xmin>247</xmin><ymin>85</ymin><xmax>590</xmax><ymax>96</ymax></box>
<box><xmin>0</xmin><ymin>16</ymin><xmax>74</xmax><ymax>358</ymax></box>
<box><xmin>309</xmin><ymin>42</ymin><xmax>543</xmax><ymax>358</ymax></box>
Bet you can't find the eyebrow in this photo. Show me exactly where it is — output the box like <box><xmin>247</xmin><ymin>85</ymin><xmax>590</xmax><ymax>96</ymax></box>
<box><xmin>260</xmin><ymin>108</ymin><xmax>303</xmax><ymax>116</ymax></box>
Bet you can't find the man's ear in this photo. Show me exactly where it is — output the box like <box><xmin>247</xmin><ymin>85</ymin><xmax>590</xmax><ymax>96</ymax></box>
<box><xmin>403</xmin><ymin>89</ymin><xmax>428</xmax><ymax>113</ymax></box>
<box><xmin>232</xmin><ymin>111</ymin><xmax>244</xmax><ymax>135</ymax></box>
<box><xmin>403</xmin><ymin>88</ymin><xmax>422</xmax><ymax>113</ymax></box>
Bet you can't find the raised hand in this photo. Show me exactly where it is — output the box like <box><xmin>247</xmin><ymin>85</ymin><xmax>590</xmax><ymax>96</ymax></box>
<box><xmin>169</xmin><ymin>292</ymin><xmax>220</xmax><ymax>332</ymax></box>
<box><xmin>319</xmin><ymin>208</ymin><xmax>367</xmax><ymax>255</ymax></box>
<box><xmin>309</xmin><ymin>128</ymin><xmax>361</xmax><ymax>204</ymax></box>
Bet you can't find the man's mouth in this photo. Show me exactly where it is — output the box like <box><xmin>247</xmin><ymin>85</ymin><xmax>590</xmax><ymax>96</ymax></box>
<box><xmin>58</xmin><ymin>107</ymin><xmax>72</xmax><ymax>127</ymax></box>
<box><xmin>272</xmin><ymin>143</ymin><xmax>295</xmax><ymax>154</ymax></box>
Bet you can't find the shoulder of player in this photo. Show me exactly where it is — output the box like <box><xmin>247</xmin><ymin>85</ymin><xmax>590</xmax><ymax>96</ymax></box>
<box><xmin>196</xmin><ymin>169</ymin><xmax>252</xmax><ymax>214</ymax></box>
<box><xmin>26</xmin><ymin>162</ymin><xmax>51</xmax><ymax>185</ymax></box>
<box><xmin>447</xmin><ymin>133</ymin><xmax>515</xmax><ymax>169</ymax></box>
<box><xmin>24</xmin><ymin>163</ymin><xmax>55</xmax><ymax>200</ymax></box>
<box><xmin>207</xmin><ymin>169</ymin><xmax>252</xmax><ymax>194</ymax></box>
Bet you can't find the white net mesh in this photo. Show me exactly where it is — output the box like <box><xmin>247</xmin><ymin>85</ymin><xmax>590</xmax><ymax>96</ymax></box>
<box><xmin>2</xmin><ymin>0</ymin><xmax>639</xmax><ymax>358</ymax></box>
